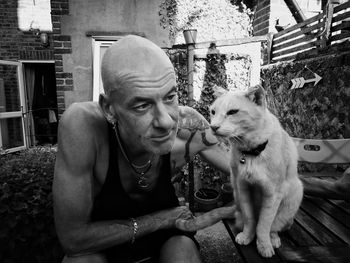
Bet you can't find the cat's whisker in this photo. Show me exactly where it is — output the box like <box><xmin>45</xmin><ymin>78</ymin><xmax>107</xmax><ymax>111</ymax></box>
<box><xmin>235</xmin><ymin>136</ymin><xmax>245</xmax><ymax>144</ymax></box>
<box><xmin>230</xmin><ymin>135</ymin><xmax>245</xmax><ymax>145</ymax></box>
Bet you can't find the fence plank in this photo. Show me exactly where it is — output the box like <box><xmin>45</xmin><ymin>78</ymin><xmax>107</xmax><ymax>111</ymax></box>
<box><xmin>273</xmin><ymin>40</ymin><xmax>322</xmax><ymax>58</ymax></box>
<box><xmin>273</xmin><ymin>12</ymin><xmax>324</xmax><ymax>39</ymax></box>
<box><xmin>334</xmin><ymin>0</ymin><xmax>350</xmax><ymax>13</ymax></box>
<box><xmin>193</xmin><ymin>36</ymin><xmax>267</xmax><ymax>49</ymax></box>
<box><xmin>273</xmin><ymin>29</ymin><xmax>323</xmax><ymax>53</ymax></box>
<box><xmin>273</xmin><ymin>22</ymin><xmax>324</xmax><ymax>46</ymax></box>
<box><xmin>332</xmin><ymin>10</ymin><xmax>350</xmax><ymax>24</ymax></box>
<box><xmin>330</xmin><ymin>31</ymin><xmax>350</xmax><ymax>42</ymax></box>
<box><xmin>270</xmin><ymin>0</ymin><xmax>350</xmax><ymax>63</ymax></box>
<box><xmin>266</xmin><ymin>32</ymin><xmax>274</xmax><ymax>64</ymax></box>
<box><xmin>332</xmin><ymin>20</ymin><xmax>350</xmax><ymax>32</ymax></box>
<box><xmin>272</xmin><ymin>52</ymin><xmax>298</xmax><ymax>62</ymax></box>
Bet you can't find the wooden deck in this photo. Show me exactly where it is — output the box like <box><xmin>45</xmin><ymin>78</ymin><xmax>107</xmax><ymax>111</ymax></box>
<box><xmin>223</xmin><ymin>193</ymin><xmax>350</xmax><ymax>263</ymax></box>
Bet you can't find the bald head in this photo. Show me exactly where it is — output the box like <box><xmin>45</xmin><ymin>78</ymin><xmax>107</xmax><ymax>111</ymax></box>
<box><xmin>101</xmin><ymin>35</ymin><xmax>175</xmax><ymax>95</ymax></box>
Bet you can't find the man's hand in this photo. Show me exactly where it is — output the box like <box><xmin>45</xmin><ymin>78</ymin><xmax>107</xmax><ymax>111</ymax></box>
<box><xmin>152</xmin><ymin>206</ymin><xmax>194</xmax><ymax>230</ymax></box>
<box><xmin>175</xmin><ymin>205</ymin><xmax>237</xmax><ymax>232</ymax></box>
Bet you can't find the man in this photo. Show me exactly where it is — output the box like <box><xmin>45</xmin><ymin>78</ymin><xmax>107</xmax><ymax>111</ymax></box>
<box><xmin>53</xmin><ymin>35</ymin><xmax>230</xmax><ymax>263</ymax></box>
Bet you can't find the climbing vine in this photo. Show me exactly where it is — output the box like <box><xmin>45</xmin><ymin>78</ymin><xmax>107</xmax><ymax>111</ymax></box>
<box><xmin>159</xmin><ymin>0</ymin><xmax>253</xmax><ymax>45</ymax></box>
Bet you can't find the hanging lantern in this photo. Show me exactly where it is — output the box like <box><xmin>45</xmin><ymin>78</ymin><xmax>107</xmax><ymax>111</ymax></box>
<box><xmin>40</xmin><ymin>32</ymin><xmax>49</xmax><ymax>47</ymax></box>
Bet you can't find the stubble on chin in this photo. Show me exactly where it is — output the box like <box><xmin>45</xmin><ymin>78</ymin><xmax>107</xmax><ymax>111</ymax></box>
<box><xmin>145</xmin><ymin>133</ymin><xmax>177</xmax><ymax>155</ymax></box>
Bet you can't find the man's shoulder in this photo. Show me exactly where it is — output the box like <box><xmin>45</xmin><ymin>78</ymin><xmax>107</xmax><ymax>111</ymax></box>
<box><xmin>61</xmin><ymin>101</ymin><xmax>104</xmax><ymax>124</ymax></box>
<box><xmin>59</xmin><ymin>101</ymin><xmax>106</xmax><ymax>135</ymax></box>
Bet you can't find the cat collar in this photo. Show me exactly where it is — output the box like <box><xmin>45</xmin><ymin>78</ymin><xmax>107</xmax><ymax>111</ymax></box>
<box><xmin>239</xmin><ymin>140</ymin><xmax>268</xmax><ymax>164</ymax></box>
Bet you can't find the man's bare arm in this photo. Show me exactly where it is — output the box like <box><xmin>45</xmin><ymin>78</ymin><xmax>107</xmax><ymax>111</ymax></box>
<box><xmin>175</xmin><ymin>106</ymin><xmax>230</xmax><ymax>174</ymax></box>
<box><xmin>300</xmin><ymin>168</ymin><xmax>350</xmax><ymax>200</ymax></box>
<box><xmin>53</xmin><ymin>104</ymin><xmax>192</xmax><ymax>256</ymax></box>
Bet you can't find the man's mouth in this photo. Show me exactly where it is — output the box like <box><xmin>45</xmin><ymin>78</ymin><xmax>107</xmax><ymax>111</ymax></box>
<box><xmin>150</xmin><ymin>131</ymin><xmax>173</xmax><ymax>143</ymax></box>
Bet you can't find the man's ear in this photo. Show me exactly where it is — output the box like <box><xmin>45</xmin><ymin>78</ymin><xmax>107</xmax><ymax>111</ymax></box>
<box><xmin>99</xmin><ymin>94</ymin><xmax>116</xmax><ymax>123</ymax></box>
<box><xmin>245</xmin><ymin>85</ymin><xmax>266</xmax><ymax>107</ymax></box>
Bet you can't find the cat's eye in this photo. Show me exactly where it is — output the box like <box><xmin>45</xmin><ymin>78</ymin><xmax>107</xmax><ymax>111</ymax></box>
<box><xmin>211</xmin><ymin>109</ymin><xmax>215</xmax><ymax>115</ymax></box>
<box><xmin>227</xmin><ymin>109</ymin><xmax>239</xmax><ymax>115</ymax></box>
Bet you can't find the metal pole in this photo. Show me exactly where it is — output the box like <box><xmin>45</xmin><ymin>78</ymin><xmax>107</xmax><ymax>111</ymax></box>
<box><xmin>186</xmin><ymin>42</ymin><xmax>195</xmax><ymax>211</ymax></box>
<box><xmin>187</xmin><ymin>43</ymin><xmax>194</xmax><ymax>107</ymax></box>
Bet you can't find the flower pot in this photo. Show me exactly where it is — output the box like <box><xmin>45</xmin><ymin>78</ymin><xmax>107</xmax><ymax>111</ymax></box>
<box><xmin>221</xmin><ymin>182</ymin><xmax>233</xmax><ymax>205</ymax></box>
<box><xmin>183</xmin><ymin>29</ymin><xmax>197</xmax><ymax>44</ymax></box>
<box><xmin>194</xmin><ymin>188</ymin><xmax>220</xmax><ymax>212</ymax></box>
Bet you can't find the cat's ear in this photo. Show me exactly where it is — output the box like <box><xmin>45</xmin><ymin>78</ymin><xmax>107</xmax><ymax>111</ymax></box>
<box><xmin>213</xmin><ymin>85</ymin><xmax>228</xmax><ymax>98</ymax></box>
<box><xmin>245</xmin><ymin>85</ymin><xmax>266</xmax><ymax>107</ymax></box>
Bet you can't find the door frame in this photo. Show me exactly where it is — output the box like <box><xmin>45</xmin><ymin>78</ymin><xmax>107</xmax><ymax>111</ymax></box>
<box><xmin>0</xmin><ymin>60</ymin><xmax>27</xmax><ymax>153</ymax></box>
<box><xmin>20</xmin><ymin>60</ymin><xmax>56</xmax><ymax>147</ymax></box>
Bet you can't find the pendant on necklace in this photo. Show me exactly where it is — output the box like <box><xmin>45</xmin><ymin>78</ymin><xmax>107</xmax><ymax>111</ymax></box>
<box><xmin>137</xmin><ymin>173</ymin><xmax>150</xmax><ymax>188</ymax></box>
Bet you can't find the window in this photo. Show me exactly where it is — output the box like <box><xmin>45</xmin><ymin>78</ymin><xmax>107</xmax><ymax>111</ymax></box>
<box><xmin>92</xmin><ymin>36</ymin><xmax>121</xmax><ymax>101</ymax></box>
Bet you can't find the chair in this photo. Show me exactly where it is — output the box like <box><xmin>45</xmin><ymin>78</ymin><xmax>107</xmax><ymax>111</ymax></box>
<box><xmin>292</xmin><ymin>137</ymin><xmax>350</xmax><ymax>164</ymax></box>
<box><xmin>293</xmin><ymin>137</ymin><xmax>350</xmax><ymax>200</ymax></box>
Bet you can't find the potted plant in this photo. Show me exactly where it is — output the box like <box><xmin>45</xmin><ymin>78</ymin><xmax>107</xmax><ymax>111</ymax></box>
<box><xmin>194</xmin><ymin>188</ymin><xmax>220</xmax><ymax>212</ymax></box>
<box><xmin>220</xmin><ymin>182</ymin><xmax>233</xmax><ymax>205</ymax></box>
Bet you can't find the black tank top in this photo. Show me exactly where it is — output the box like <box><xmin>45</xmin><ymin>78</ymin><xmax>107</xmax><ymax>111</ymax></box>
<box><xmin>91</xmin><ymin>123</ymin><xmax>179</xmax><ymax>221</ymax></box>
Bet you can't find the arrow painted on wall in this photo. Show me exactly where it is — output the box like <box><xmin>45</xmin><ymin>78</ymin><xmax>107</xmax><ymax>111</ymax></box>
<box><xmin>291</xmin><ymin>73</ymin><xmax>322</xmax><ymax>90</ymax></box>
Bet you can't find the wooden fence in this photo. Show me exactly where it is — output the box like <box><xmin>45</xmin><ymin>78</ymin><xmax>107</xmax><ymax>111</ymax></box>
<box><xmin>268</xmin><ymin>1</ymin><xmax>350</xmax><ymax>63</ymax></box>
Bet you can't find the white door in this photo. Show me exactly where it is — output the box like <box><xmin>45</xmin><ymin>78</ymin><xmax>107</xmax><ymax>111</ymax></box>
<box><xmin>0</xmin><ymin>60</ymin><xmax>27</xmax><ymax>153</ymax></box>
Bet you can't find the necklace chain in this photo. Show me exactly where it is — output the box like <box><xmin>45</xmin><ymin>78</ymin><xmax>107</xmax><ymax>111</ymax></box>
<box><xmin>113</xmin><ymin>122</ymin><xmax>153</xmax><ymax>188</ymax></box>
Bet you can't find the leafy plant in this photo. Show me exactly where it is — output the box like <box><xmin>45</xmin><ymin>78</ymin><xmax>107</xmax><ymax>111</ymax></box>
<box><xmin>0</xmin><ymin>147</ymin><xmax>63</xmax><ymax>263</ymax></box>
<box><xmin>262</xmin><ymin>56</ymin><xmax>350</xmax><ymax>172</ymax></box>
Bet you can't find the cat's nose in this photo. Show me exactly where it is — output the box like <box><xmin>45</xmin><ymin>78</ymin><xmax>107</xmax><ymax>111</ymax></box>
<box><xmin>210</xmin><ymin>125</ymin><xmax>220</xmax><ymax>133</ymax></box>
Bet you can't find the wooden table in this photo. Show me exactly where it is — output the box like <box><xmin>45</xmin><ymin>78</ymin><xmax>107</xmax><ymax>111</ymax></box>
<box><xmin>223</xmin><ymin>195</ymin><xmax>350</xmax><ymax>263</ymax></box>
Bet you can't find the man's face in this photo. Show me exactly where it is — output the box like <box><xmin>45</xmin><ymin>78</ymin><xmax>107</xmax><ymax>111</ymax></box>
<box><xmin>110</xmin><ymin>80</ymin><xmax>179</xmax><ymax>155</ymax></box>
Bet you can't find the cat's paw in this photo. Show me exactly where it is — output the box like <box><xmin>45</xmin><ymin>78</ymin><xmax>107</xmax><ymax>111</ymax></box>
<box><xmin>235</xmin><ymin>232</ymin><xmax>254</xmax><ymax>245</ymax></box>
<box><xmin>270</xmin><ymin>233</ymin><xmax>281</xmax><ymax>248</ymax></box>
<box><xmin>256</xmin><ymin>239</ymin><xmax>275</xmax><ymax>258</ymax></box>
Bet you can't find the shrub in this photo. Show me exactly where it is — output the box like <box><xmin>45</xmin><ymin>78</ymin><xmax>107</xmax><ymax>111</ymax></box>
<box><xmin>0</xmin><ymin>147</ymin><xmax>63</xmax><ymax>263</ymax></box>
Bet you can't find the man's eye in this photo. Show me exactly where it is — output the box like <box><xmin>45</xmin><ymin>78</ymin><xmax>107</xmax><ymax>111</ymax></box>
<box><xmin>134</xmin><ymin>103</ymin><xmax>150</xmax><ymax>111</ymax></box>
<box><xmin>211</xmin><ymin>109</ymin><xmax>215</xmax><ymax>115</ymax></box>
<box><xmin>227</xmin><ymin>109</ymin><xmax>239</xmax><ymax>115</ymax></box>
<box><xmin>165</xmin><ymin>94</ymin><xmax>177</xmax><ymax>102</ymax></box>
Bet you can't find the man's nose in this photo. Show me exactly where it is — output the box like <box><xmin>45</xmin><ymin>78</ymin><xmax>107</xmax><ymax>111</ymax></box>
<box><xmin>210</xmin><ymin>125</ymin><xmax>220</xmax><ymax>133</ymax></box>
<box><xmin>153</xmin><ymin>104</ymin><xmax>174</xmax><ymax>129</ymax></box>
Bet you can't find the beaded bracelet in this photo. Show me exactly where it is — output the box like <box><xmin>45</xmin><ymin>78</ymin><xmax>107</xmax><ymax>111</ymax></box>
<box><xmin>130</xmin><ymin>217</ymin><xmax>138</xmax><ymax>244</ymax></box>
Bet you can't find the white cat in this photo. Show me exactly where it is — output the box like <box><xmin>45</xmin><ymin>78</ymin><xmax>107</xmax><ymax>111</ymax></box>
<box><xmin>209</xmin><ymin>85</ymin><xmax>303</xmax><ymax>257</ymax></box>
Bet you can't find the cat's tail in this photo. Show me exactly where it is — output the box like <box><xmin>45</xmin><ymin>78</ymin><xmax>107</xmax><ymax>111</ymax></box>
<box><xmin>175</xmin><ymin>205</ymin><xmax>237</xmax><ymax>232</ymax></box>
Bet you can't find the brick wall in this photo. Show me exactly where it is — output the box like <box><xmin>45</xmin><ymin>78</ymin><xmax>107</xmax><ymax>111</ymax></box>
<box><xmin>0</xmin><ymin>1</ymin><xmax>54</xmax><ymax>60</ymax></box>
<box><xmin>50</xmin><ymin>0</ymin><xmax>72</xmax><ymax>116</ymax></box>
<box><xmin>253</xmin><ymin>0</ymin><xmax>270</xmax><ymax>36</ymax></box>
<box><xmin>0</xmin><ymin>0</ymin><xmax>72</xmax><ymax>116</ymax></box>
